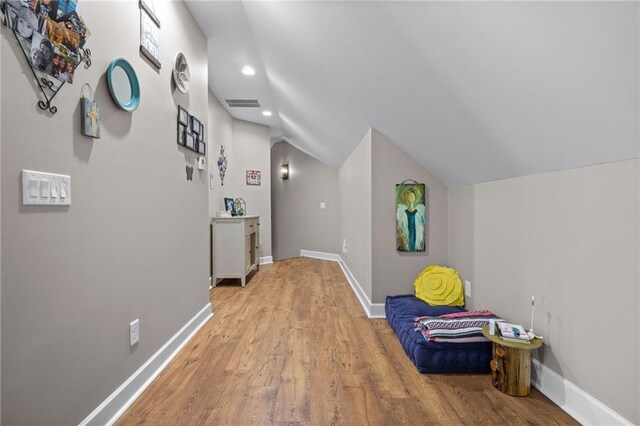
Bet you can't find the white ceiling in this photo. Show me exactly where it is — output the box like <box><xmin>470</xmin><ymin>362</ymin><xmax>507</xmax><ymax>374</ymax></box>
<box><xmin>186</xmin><ymin>1</ymin><xmax>639</xmax><ymax>186</ymax></box>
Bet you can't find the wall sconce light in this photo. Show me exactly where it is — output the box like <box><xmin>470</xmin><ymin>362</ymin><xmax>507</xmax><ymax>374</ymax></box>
<box><xmin>280</xmin><ymin>163</ymin><xmax>289</xmax><ymax>180</ymax></box>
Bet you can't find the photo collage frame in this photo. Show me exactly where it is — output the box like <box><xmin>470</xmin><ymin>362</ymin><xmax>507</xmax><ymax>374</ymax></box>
<box><xmin>177</xmin><ymin>105</ymin><xmax>205</xmax><ymax>155</ymax></box>
<box><xmin>1</xmin><ymin>0</ymin><xmax>91</xmax><ymax>85</ymax></box>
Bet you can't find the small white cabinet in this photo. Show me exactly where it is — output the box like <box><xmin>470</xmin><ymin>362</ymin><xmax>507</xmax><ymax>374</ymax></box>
<box><xmin>211</xmin><ymin>215</ymin><xmax>260</xmax><ymax>287</ymax></box>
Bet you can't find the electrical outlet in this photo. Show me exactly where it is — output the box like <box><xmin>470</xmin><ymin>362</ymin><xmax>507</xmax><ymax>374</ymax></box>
<box><xmin>320</xmin><ymin>202</ymin><xmax>326</xmax><ymax>209</ymax></box>
<box><xmin>129</xmin><ymin>319</ymin><xmax>140</xmax><ymax>346</ymax></box>
<box><xmin>464</xmin><ymin>280</ymin><xmax>471</xmax><ymax>297</ymax></box>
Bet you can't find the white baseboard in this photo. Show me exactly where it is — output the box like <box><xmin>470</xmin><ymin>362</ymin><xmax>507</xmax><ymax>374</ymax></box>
<box><xmin>369</xmin><ymin>303</ymin><xmax>386</xmax><ymax>318</ymax></box>
<box><xmin>299</xmin><ymin>250</ymin><xmax>341</xmax><ymax>262</ymax></box>
<box><xmin>80</xmin><ymin>303</ymin><xmax>213</xmax><ymax>426</ymax></box>
<box><xmin>300</xmin><ymin>250</ymin><xmax>385</xmax><ymax>319</ymax></box>
<box><xmin>259</xmin><ymin>256</ymin><xmax>273</xmax><ymax>265</ymax></box>
<box><xmin>531</xmin><ymin>359</ymin><xmax>632</xmax><ymax>425</ymax></box>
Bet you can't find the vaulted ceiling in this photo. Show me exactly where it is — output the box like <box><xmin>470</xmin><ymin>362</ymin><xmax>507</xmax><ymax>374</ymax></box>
<box><xmin>186</xmin><ymin>1</ymin><xmax>639</xmax><ymax>186</ymax></box>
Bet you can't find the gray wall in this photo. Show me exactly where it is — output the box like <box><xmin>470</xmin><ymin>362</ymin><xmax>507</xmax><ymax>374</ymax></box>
<box><xmin>371</xmin><ymin>129</ymin><xmax>449</xmax><ymax>303</ymax></box>
<box><xmin>271</xmin><ymin>141</ymin><xmax>340</xmax><ymax>261</ymax></box>
<box><xmin>338</xmin><ymin>129</ymin><xmax>373</xmax><ymax>300</ymax></box>
<box><xmin>0</xmin><ymin>36</ymin><xmax>2</xmax><ymax>420</ymax></box>
<box><xmin>1</xmin><ymin>2</ymin><xmax>210</xmax><ymax>424</ymax></box>
<box><xmin>207</xmin><ymin>90</ymin><xmax>233</xmax><ymax>216</ymax></box>
<box><xmin>207</xmin><ymin>92</ymin><xmax>272</xmax><ymax>258</ymax></box>
<box><xmin>448</xmin><ymin>158</ymin><xmax>639</xmax><ymax>424</ymax></box>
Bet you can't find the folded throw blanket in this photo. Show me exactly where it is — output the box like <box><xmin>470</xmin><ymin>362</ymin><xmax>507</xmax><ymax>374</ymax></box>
<box><xmin>415</xmin><ymin>311</ymin><xmax>504</xmax><ymax>343</ymax></box>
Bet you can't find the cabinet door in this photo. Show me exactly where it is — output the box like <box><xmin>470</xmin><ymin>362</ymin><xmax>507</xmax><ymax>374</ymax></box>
<box><xmin>244</xmin><ymin>234</ymin><xmax>251</xmax><ymax>272</ymax></box>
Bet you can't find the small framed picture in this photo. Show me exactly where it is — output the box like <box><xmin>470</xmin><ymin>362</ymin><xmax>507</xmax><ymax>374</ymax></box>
<box><xmin>224</xmin><ymin>197</ymin><xmax>235</xmax><ymax>215</ymax></box>
<box><xmin>246</xmin><ymin>170</ymin><xmax>261</xmax><ymax>186</ymax></box>
<box><xmin>177</xmin><ymin>123</ymin><xmax>186</xmax><ymax>146</ymax></box>
<box><xmin>140</xmin><ymin>0</ymin><xmax>161</xmax><ymax>69</ymax></box>
<box><xmin>191</xmin><ymin>116</ymin><xmax>202</xmax><ymax>135</ymax></box>
<box><xmin>199</xmin><ymin>122</ymin><xmax>204</xmax><ymax>137</ymax></box>
<box><xmin>178</xmin><ymin>106</ymin><xmax>189</xmax><ymax>125</ymax></box>
<box><xmin>185</xmin><ymin>132</ymin><xmax>195</xmax><ymax>150</ymax></box>
<box><xmin>198</xmin><ymin>140</ymin><xmax>206</xmax><ymax>155</ymax></box>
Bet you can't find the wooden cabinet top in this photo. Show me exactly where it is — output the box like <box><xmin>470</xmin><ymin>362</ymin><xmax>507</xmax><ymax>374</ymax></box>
<box><xmin>211</xmin><ymin>215</ymin><xmax>259</xmax><ymax>223</ymax></box>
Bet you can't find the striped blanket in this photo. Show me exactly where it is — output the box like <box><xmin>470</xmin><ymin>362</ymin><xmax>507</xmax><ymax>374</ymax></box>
<box><xmin>415</xmin><ymin>311</ymin><xmax>504</xmax><ymax>343</ymax></box>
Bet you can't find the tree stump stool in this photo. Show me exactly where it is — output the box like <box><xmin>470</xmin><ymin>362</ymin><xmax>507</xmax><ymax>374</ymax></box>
<box><xmin>482</xmin><ymin>326</ymin><xmax>543</xmax><ymax>397</ymax></box>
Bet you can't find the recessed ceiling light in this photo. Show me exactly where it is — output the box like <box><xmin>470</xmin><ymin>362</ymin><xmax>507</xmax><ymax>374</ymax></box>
<box><xmin>262</xmin><ymin>110</ymin><xmax>272</xmax><ymax>117</ymax></box>
<box><xmin>241</xmin><ymin>65</ymin><xmax>255</xmax><ymax>76</ymax></box>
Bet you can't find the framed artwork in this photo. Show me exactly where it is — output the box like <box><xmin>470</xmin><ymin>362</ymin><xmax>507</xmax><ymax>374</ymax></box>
<box><xmin>396</xmin><ymin>182</ymin><xmax>426</xmax><ymax>252</ymax></box>
<box><xmin>198</xmin><ymin>141</ymin><xmax>206</xmax><ymax>155</ymax></box>
<box><xmin>246</xmin><ymin>170</ymin><xmax>261</xmax><ymax>186</ymax></box>
<box><xmin>177</xmin><ymin>123</ymin><xmax>186</xmax><ymax>146</ymax></box>
<box><xmin>178</xmin><ymin>105</ymin><xmax>189</xmax><ymax>125</ymax></box>
<box><xmin>224</xmin><ymin>197</ymin><xmax>235</xmax><ymax>215</ymax></box>
<box><xmin>191</xmin><ymin>116</ymin><xmax>201</xmax><ymax>135</ymax></box>
<box><xmin>185</xmin><ymin>132</ymin><xmax>195</xmax><ymax>150</ymax></box>
<box><xmin>139</xmin><ymin>0</ymin><xmax>160</xmax><ymax>69</ymax></box>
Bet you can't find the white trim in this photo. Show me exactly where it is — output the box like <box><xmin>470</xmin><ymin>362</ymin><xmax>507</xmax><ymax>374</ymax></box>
<box><xmin>299</xmin><ymin>250</ymin><xmax>341</xmax><ymax>262</ymax></box>
<box><xmin>259</xmin><ymin>256</ymin><xmax>273</xmax><ymax>265</ymax></box>
<box><xmin>80</xmin><ymin>303</ymin><xmax>213</xmax><ymax>426</ymax></box>
<box><xmin>337</xmin><ymin>257</ymin><xmax>373</xmax><ymax>317</ymax></box>
<box><xmin>299</xmin><ymin>250</ymin><xmax>385</xmax><ymax>319</ymax></box>
<box><xmin>531</xmin><ymin>359</ymin><xmax>632</xmax><ymax>425</ymax></box>
<box><xmin>369</xmin><ymin>303</ymin><xmax>386</xmax><ymax>318</ymax></box>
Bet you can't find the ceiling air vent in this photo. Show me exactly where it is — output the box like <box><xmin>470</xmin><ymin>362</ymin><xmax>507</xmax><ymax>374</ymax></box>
<box><xmin>225</xmin><ymin>99</ymin><xmax>260</xmax><ymax>108</ymax></box>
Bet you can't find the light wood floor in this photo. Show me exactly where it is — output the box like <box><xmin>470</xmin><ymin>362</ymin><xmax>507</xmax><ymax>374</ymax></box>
<box><xmin>118</xmin><ymin>257</ymin><xmax>577</xmax><ymax>425</ymax></box>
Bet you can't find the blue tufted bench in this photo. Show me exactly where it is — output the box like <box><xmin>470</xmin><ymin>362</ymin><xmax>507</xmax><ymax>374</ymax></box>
<box><xmin>385</xmin><ymin>295</ymin><xmax>492</xmax><ymax>374</ymax></box>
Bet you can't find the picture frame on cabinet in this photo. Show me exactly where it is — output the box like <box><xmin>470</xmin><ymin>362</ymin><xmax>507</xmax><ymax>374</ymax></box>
<box><xmin>224</xmin><ymin>197</ymin><xmax>235</xmax><ymax>215</ymax></box>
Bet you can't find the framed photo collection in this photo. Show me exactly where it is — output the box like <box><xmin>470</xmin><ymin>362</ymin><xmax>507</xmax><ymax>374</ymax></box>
<box><xmin>177</xmin><ymin>105</ymin><xmax>205</xmax><ymax>154</ymax></box>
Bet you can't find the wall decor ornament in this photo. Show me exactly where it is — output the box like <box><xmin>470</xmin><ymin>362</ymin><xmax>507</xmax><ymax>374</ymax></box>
<box><xmin>0</xmin><ymin>0</ymin><xmax>92</xmax><ymax>114</ymax></box>
<box><xmin>396</xmin><ymin>181</ymin><xmax>426</xmax><ymax>252</ymax></box>
<box><xmin>217</xmin><ymin>145</ymin><xmax>228</xmax><ymax>186</ymax></box>
<box><xmin>246</xmin><ymin>170</ymin><xmax>261</xmax><ymax>186</ymax></box>
<box><xmin>139</xmin><ymin>0</ymin><xmax>160</xmax><ymax>69</ymax></box>
<box><xmin>80</xmin><ymin>83</ymin><xmax>100</xmax><ymax>138</ymax></box>
<box><xmin>234</xmin><ymin>198</ymin><xmax>246</xmax><ymax>216</ymax></box>
<box><xmin>185</xmin><ymin>165</ymin><xmax>194</xmax><ymax>181</ymax></box>
<box><xmin>106</xmin><ymin>58</ymin><xmax>140</xmax><ymax>111</ymax></box>
<box><xmin>172</xmin><ymin>51</ymin><xmax>190</xmax><ymax>94</ymax></box>
<box><xmin>176</xmin><ymin>105</ymin><xmax>205</xmax><ymax>154</ymax></box>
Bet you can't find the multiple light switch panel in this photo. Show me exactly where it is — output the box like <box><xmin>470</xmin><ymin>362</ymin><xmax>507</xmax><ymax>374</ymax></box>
<box><xmin>22</xmin><ymin>169</ymin><xmax>71</xmax><ymax>206</ymax></box>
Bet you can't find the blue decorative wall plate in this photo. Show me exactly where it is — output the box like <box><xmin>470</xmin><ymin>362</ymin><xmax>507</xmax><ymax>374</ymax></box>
<box><xmin>107</xmin><ymin>58</ymin><xmax>140</xmax><ymax>112</ymax></box>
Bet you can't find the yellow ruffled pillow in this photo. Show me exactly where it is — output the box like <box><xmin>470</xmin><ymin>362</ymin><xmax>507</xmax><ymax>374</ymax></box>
<box><xmin>414</xmin><ymin>265</ymin><xmax>465</xmax><ymax>306</ymax></box>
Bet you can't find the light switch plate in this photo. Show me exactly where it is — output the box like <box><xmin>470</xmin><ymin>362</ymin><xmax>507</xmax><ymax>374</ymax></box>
<box><xmin>320</xmin><ymin>202</ymin><xmax>326</xmax><ymax>209</ymax></box>
<box><xmin>464</xmin><ymin>280</ymin><xmax>471</xmax><ymax>297</ymax></box>
<box><xmin>22</xmin><ymin>170</ymin><xmax>71</xmax><ymax>206</ymax></box>
<box><xmin>129</xmin><ymin>319</ymin><xmax>140</xmax><ymax>346</ymax></box>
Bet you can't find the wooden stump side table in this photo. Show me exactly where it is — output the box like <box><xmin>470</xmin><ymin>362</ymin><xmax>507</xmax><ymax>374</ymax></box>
<box><xmin>481</xmin><ymin>325</ymin><xmax>543</xmax><ymax>397</ymax></box>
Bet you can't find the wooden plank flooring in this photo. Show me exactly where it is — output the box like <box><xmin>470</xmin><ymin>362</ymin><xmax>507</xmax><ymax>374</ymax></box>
<box><xmin>118</xmin><ymin>257</ymin><xmax>577</xmax><ymax>425</ymax></box>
